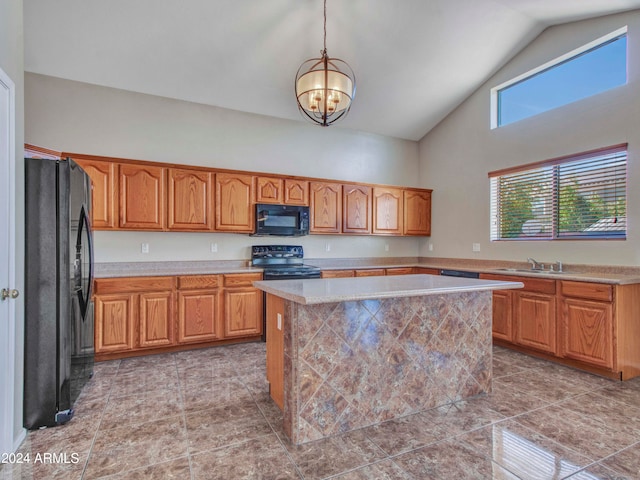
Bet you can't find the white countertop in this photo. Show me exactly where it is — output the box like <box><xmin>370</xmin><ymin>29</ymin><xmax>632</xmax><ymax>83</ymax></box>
<box><xmin>253</xmin><ymin>274</ymin><xmax>523</xmax><ymax>305</ymax></box>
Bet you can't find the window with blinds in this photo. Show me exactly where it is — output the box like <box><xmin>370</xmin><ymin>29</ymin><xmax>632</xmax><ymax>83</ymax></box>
<box><xmin>489</xmin><ymin>145</ymin><xmax>627</xmax><ymax>241</ymax></box>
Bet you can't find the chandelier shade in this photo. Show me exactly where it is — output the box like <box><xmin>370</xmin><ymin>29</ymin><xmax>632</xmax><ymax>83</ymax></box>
<box><xmin>294</xmin><ymin>0</ymin><xmax>356</xmax><ymax>127</ymax></box>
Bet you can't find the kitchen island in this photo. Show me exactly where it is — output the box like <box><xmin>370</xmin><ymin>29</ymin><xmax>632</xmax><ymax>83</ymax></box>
<box><xmin>254</xmin><ymin>274</ymin><xmax>523</xmax><ymax>445</ymax></box>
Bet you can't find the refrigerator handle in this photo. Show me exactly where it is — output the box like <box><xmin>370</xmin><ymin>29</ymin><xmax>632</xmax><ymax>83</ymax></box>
<box><xmin>77</xmin><ymin>204</ymin><xmax>93</xmax><ymax>321</ymax></box>
<box><xmin>85</xmin><ymin>204</ymin><xmax>94</xmax><ymax>311</ymax></box>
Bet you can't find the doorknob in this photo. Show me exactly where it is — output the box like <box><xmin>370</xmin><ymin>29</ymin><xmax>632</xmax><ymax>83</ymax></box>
<box><xmin>1</xmin><ymin>288</ymin><xmax>19</xmax><ymax>300</ymax></box>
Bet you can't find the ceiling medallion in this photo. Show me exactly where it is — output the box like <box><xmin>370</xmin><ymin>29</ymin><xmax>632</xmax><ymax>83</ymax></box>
<box><xmin>295</xmin><ymin>0</ymin><xmax>356</xmax><ymax>126</ymax></box>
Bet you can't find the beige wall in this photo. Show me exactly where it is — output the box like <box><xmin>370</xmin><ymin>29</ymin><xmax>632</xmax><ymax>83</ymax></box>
<box><xmin>25</xmin><ymin>73</ymin><xmax>422</xmax><ymax>262</ymax></box>
<box><xmin>0</xmin><ymin>0</ymin><xmax>25</xmax><ymax>451</ymax></box>
<box><xmin>419</xmin><ymin>10</ymin><xmax>640</xmax><ymax>266</ymax></box>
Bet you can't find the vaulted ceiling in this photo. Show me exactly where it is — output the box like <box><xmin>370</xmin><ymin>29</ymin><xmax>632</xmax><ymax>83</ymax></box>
<box><xmin>23</xmin><ymin>0</ymin><xmax>640</xmax><ymax>140</ymax></box>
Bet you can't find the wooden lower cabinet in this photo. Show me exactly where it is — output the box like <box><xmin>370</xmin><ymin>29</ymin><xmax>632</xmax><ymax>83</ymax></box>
<box><xmin>177</xmin><ymin>275</ymin><xmax>222</xmax><ymax>344</ymax></box>
<box><xmin>562</xmin><ymin>297</ymin><xmax>613</xmax><ymax>369</ymax></box>
<box><xmin>138</xmin><ymin>291</ymin><xmax>175</xmax><ymax>348</ymax></box>
<box><xmin>94</xmin><ymin>277</ymin><xmax>174</xmax><ymax>355</ymax></box>
<box><xmin>482</xmin><ymin>274</ymin><xmax>640</xmax><ymax>380</ymax></box>
<box><xmin>223</xmin><ymin>273</ymin><xmax>263</xmax><ymax>338</ymax></box>
<box><xmin>491</xmin><ymin>290</ymin><xmax>513</xmax><ymax>342</ymax></box>
<box><xmin>94</xmin><ymin>294</ymin><xmax>135</xmax><ymax>353</ymax></box>
<box><xmin>513</xmin><ymin>291</ymin><xmax>556</xmax><ymax>354</ymax></box>
<box><xmin>93</xmin><ymin>272</ymin><xmax>263</xmax><ymax>359</ymax></box>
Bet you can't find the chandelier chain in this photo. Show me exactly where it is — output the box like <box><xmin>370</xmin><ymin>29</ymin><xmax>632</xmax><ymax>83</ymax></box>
<box><xmin>322</xmin><ymin>0</ymin><xmax>327</xmax><ymax>56</ymax></box>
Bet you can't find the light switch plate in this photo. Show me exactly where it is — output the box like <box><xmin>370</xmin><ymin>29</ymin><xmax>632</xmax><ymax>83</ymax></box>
<box><xmin>472</xmin><ymin>243</ymin><xmax>481</xmax><ymax>252</ymax></box>
<box><xmin>141</xmin><ymin>243</ymin><xmax>150</xmax><ymax>254</ymax></box>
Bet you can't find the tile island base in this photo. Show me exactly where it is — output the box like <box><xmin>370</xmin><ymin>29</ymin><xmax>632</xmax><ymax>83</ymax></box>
<box><xmin>257</xmin><ymin>275</ymin><xmax>521</xmax><ymax>445</ymax></box>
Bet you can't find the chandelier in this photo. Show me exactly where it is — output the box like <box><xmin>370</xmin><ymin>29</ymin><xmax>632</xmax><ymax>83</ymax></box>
<box><xmin>295</xmin><ymin>0</ymin><xmax>356</xmax><ymax>126</ymax></box>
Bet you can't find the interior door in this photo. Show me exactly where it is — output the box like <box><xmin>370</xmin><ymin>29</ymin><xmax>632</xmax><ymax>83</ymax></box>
<box><xmin>0</xmin><ymin>67</ymin><xmax>19</xmax><ymax>453</ymax></box>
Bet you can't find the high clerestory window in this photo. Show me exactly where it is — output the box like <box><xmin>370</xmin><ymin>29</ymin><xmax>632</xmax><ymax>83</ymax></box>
<box><xmin>489</xmin><ymin>145</ymin><xmax>627</xmax><ymax>241</ymax></box>
<box><xmin>491</xmin><ymin>27</ymin><xmax>627</xmax><ymax>128</ymax></box>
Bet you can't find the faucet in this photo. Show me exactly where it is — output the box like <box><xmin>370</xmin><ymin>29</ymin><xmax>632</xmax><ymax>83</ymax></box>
<box><xmin>527</xmin><ymin>257</ymin><xmax>544</xmax><ymax>271</ymax></box>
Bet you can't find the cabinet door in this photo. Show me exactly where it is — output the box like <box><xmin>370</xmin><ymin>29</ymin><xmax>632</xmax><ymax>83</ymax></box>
<box><xmin>119</xmin><ymin>164</ymin><xmax>166</xmax><ymax>230</ymax></box>
<box><xmin>343</xmin><ymin>184</ymin><xmax>371</xmax><ymax>234</ymax></box>
<box><xmin>138</xmin><ymin>291</ymin><xmax>174</xmax><ymax>348</ymax></box>
<box><xmin>514</xmin><ymin>292</ymin><xmax>556</xmax><ymax>354</ymax></box>
<box><xmin>492</xmin><ymin>290</ymin><xmax>513</xmax><ymax>342</ymax></box>
<box><xmin>215</xmin><ymin>173</ymin><xmax>255</xmax><ymax>232</ymax></box>
<box><xmin>256</xmin><ymin>177</ymin><xmax>283</xmax><ymax>204</ymax></box>
<box><xmin>404</xmin><ymin>190</ymin><xmax>431</xmax><ymax>236</ymax></box>
<box><xmin>95</xmin><ymin>294</ymin><xmax>135</xmax><ymax>353</ymax></box>
<box><xmin>284</xmin><ymin>179</ymin><xmax>309</xmax><ymax>205</ymax></box>
<box><xmin>178</xmin><ymin>289</ymin><xmax>222</xmax><ymax>343</ymax></box>
<box><xmin>168</xmin><ymin>168</ymin><xmax>213</xmax><ymax>231</ymax></box>
<box><xmin>224</xmin><ymin>288</ymin><xmax>263</xmax><ymax>338</ymax></box>
<box><xmin>74</xmin><ymin>159</ymin><xmax>117</xmax><ymax>229</ymax></box>
<box><xmin>562</xmin><ymin>298</ymin><xmax>613</xmax><ymax>369</ymax></box>
<box><xmin>310</xmin><ymin>182</ymin><xmax>342</xmax><ymax>233</ymax></box>
<box><xmin>373</xmin><ymin>187</ymin><xmax>403</xmax><ymax>235</ymax></box>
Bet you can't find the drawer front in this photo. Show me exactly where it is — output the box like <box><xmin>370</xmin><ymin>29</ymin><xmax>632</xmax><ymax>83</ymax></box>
<box><xmin>480</xmin><ymin>273</ymin><xmax>555</xmax><ymax>294</ymax></box>
<box><xmin>178</xmin><ymin>275</ymin><xmax>220</xmax><ymax>290</ymax></box>
<box><xmin>94</xmin><ymin>276</ymin><xmax>175</xmax><ymax>295</ymax></box>
<box><xmin>386</xmin><ymin>267</ymin><xmax>414</xmax><ymax>276</ymax></box>
<box><xmin>223</xmin><ymin>272</ymin><xmax>263</xmax><ymax>287</ymax></box>
<box><xmin>355</xmin><ymin>269</ymin><xmax>386</xmax><ymax>277</ymax></box>
<box><xmin>561</xmin><ymin>281</ymin><xmax>613</xmax><ymax>302</ymax></box>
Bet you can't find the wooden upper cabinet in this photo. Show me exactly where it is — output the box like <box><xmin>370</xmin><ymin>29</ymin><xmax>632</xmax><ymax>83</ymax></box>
<box><xmin>343</xmin><ymin>184</ymin><xmax>371</xmax><ymax>234</ymax></box>
<box><xmin>373</xmin><ymin>187</ymin><xmax>403</xmax><ymax>235</ymax></box>
<box><xmin>404</xmin><ymin>189</ymin><xmax>431</xmax><ymax>236</ymax></box>
<box><xmin>256</xmin><ymin>177</ymin><xmax>284</xmax><ymax>204</ymax></box>
<box><xmin>310</xmin><ymin>182</ymin><xmax>342</xmax><ymax>233</ymax></box>
<box><xmin>215</xmin><ymin>173</ymin><xmax>255</xmax><ymax>232</ymax></box>
<box><xmin>167</xmin><ymin>168</ymin><xmax>214</xmax><ymax>231</ymax></box>
<box><xmin>119</xmin><ymin>164</ymin><xmax>166</xmax><ymax>230</ymax></box>
<box><xmin>74</xmin><ymin>159</ymin><xmax>117</xmax><ymax>229</ymax></box>
<box><xmin>256</xmin><ymin>177</ymin><xmax>309</xmax><ymax>205</ymax></box>
<box><xmin>284</xmin><ymin>179</ymin><xmax>309</xmax><ymax>205</ymax></box>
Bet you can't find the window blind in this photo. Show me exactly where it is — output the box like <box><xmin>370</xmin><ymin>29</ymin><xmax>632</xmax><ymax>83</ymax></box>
<box><xmin>490</xmin><ymin>145</ymin><xmax>627</xmax><ymax>241</ymax></box>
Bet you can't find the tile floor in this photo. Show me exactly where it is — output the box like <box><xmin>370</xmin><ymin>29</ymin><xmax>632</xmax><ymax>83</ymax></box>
<box><xmin>2</xmin><ymin>342</ymin><xmax>640</xmax><ymax>479</ymax></box>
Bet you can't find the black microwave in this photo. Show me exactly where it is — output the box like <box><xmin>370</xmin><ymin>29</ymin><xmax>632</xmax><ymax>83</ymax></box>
<box><xmin>253</xmin><ymin>204</ymin><xmax>310</xmax><ymax>236</ymax></box>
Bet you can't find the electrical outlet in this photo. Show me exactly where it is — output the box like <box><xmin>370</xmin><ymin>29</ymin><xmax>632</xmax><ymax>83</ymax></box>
<box><xmin>325</xmin><ymin>242</ymin><xmax>331</xmax><ymax>252</ymax></box>
<box><xmin>472</xmin><ymin>243</ymin><xmax>481</xmax><ymax>252</ymax></box>
<box><xmin>428</xmin><ymin>243</ymin><xmax>434</xmax><ymax>252</ymax></box>
<box><xmin>384</xmin><ymin>243</ymin><xmax>389</xmax><ymax>252</ymax></box>
<box><xmin>141</xmin><ymin>243</ymin><xmax>149</xmax><ymax>254</ymax></box>
<box><xmin>210</xmin><ymin>243</ymin><xmax>218</xmax><ymax>253</ymax></box>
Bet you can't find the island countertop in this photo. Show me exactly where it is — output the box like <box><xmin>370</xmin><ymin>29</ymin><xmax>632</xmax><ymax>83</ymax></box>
<box><xmin>254</xmin><ymin>273</ymin><xmax>523</xmax><ymax>305</ymax></box>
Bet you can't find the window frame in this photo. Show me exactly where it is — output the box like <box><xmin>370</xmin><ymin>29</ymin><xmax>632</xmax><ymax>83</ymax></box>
<box><xmin>489</xmin><ymin>144</ymin><xmax>628</xmax><ymax>242</ymax></box>
<box><xmin>490</xmin><ymin>26</ymin><xmax>628</xmax><ymax>129</ymax></box>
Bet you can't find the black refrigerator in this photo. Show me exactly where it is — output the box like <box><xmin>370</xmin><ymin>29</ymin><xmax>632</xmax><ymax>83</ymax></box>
<box><xmin>24</xmin><ymin>158</ymin><xmax>94</xmax><ymax>429</ymax></box>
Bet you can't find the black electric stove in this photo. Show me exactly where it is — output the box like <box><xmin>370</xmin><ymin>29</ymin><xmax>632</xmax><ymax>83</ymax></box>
<box><xmin>251</xmin><ymin>245</ymin><xmax>321</xmax><ymax>280</ymax></box>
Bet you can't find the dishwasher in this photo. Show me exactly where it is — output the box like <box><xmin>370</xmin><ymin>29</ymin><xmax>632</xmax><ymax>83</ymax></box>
<box><xmin>440</xmin><ymin>269</ymin><xmax>480</xmax><ymax>279</ymax></box>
